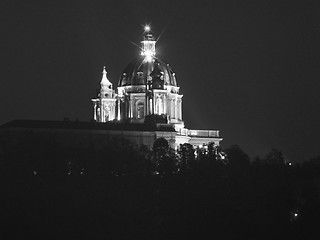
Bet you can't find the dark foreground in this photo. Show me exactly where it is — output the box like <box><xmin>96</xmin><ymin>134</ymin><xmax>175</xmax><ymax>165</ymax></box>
<box><xmin>1</xmin><ymin>162</ymin><xmax>320</xmax><ymax>240</ymax></box>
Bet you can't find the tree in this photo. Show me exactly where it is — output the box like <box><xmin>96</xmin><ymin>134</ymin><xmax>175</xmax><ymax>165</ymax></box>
<box><xmin>264</xmin><ymin>148</ymin><xmax>285</xmax><ymax>165</ymax></box>
<box><xmin>152</xmin><ymin>138</ymin><xmax>178</xmax><ymax>175</ymax></box>
<box><xmin>178</xmin><ymin>143</ymin><xmax>195</xmax><ymax>171</ymax></box>
<box><xmin>224</xmin><ymin>145</ymin><xmax>250</xmax><ymax>170</ymax></box>
<box><xmin>12</xmin><ymin>136</ymin><xmax>65</xmax><ymax>177</ymax></box>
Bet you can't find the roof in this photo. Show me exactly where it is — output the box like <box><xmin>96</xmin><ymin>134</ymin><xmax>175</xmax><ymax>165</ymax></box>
<box><xmin>0</xmin><ymin>119</ymin><xmax>176</xmax><ymax>132</ymax></box>
<box><xmin>118</xmin><ymin>57</ymin><xmax>177</xmax><ymax>87</ymax></box>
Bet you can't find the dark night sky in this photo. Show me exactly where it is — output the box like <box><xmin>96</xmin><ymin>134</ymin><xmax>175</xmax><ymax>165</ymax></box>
<box><xmin>1</xmin><ymin>0</ymin><xmax>320</xmax><ymax>162</ymax></box>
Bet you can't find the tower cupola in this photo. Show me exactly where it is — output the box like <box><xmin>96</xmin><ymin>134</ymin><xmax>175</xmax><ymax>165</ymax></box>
<box><xmin>92</xmin><ymin>66</ymin><xmax>117</xmax><ymax>122</ymax></box>
<box><xmin>100</xmin><ymin>66</ymin><xmax>112</xmax><ymax>90</ymax></box>
<box><xmin>140</xmin><ymin>25</ymin><xmax>156</xmax><ymax>62</ymax></box>
<box><xmin>99</xmin><ymin>66</ymin><xmax>114</xmax><ymax>99</ymax></box>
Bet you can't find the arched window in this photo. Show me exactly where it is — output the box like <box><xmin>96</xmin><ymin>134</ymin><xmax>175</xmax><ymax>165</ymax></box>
<box><xmin>137</xmin><ymin>102</ymin><xmax>144</xmax><ymax>119</ymax></box>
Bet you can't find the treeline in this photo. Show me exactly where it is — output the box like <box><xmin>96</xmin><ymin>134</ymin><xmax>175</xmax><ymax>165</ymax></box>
<box><xmin>1</xmin><ymin>137</ymin><xmax>320</xmax><ymax>239</ymax></box>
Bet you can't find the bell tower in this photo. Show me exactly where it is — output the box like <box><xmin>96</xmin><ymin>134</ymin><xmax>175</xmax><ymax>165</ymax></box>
<box><xmin>92</xmin><ymin>67</ymin><xmax>116</xmax><ymax>122</ymax></box>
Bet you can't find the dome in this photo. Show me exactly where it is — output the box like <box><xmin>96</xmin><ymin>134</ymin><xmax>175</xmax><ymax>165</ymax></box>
<box><xmin>118</xmin><ymin>57</ymin><xmax>177</xmax><ymax>87</ymax></box>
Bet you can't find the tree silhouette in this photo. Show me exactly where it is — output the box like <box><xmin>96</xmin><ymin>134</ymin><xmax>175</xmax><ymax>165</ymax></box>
<box><xmin>224</xmin><ymin>144</ymin><xmax>250</xmax><ymax>172</ymax></box>
<box><xmin>178</xmin><ymin>143</ymin><xmax>195</xmax><ymax>171</ymax></box>
<box><xmin>264</xmin><ymin>148</ymin><xmax>285</xmax><ymax>165</ymax></box>
<box><xmin>12</xmin><ymin>136</ymin><xmax>65</xmax><ymax>177</ymax></box>
<box><xmin>152</xmin><ymin>138</ymin><xmax>178</xmax><ymax>175</ymax></box>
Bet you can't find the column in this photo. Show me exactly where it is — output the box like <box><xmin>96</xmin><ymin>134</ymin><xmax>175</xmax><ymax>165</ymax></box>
<box><xmin>178</xmin><ymin>99</ymin><xmax>182</xmax><ymax>120</ymax></box>
<box><xmin>162</xmin><ymin>95</ymin><xmax>165</xmax><ymax>115</ymax></box>
<box><xmin>175</xmin><ymin>98</ymin><xmax>178</xmax><ymax>119</ymax></box>
<box><xmin>93</xmin><ymin>102</ymin><xmax>97</xmax><ymax>121</ymax></box>
<box><xmin>100</xmin><ymin>102</ymin><xmax>104</xmax><ymax>122</ymax></box>
<box><xmin>129</xmin><ymin>98</ymin><xmax>132</xmax><ymax>118</ymax></box>
<box><xmin>155</xmin><ymin>96</ymin><xmax>158</xmax><ymax>115</ymax></box>
<box><xmin>145</xmin><ymin>93</ymin><xmax>149</xmax><ymax>116</ymax></box>
<box><xmin>117</xmin><ymin>99</ymin><xmax>121</xmax><ymax>120</ymax></box>
<box><xmin>111</xmin><ymin>102</ymin><xmax>115</xmax><ymax>120</ymax></box>
<box><xmin>153</xmin><ymin>95</ymin><xmax>155</xmax><ymax>115</ymax></box>
<box><xmin>149</xmin><ymin>99</ymin><xmax>153</xmax><ymax>114</ymax></box>
<box><xmin>156</xmin><ymin>96</ymin><xmax>161</xmax><ymax>114</ymax></box>
<box><xmin>163</xmin><ymin>95</ymin><xmax>167</xmax><ymax>115</ymax></box>
<box><xmin>171</xmin><ymin>98</ymin><xmax>174</xmax><ymax>118</ymax></box>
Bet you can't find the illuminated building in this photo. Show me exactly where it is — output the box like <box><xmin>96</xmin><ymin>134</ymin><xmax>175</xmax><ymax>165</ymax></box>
<box><xmin>91</xmin><ymin>26</ymin><xmax>222</xmax><ymax>149</ymax></box>
<box><xmin>0</xmin><ymin>26</ymin><xmax>222</xmax><ymax>152</ymax></box>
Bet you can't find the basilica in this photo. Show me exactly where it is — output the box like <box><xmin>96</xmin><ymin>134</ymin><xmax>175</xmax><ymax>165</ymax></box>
<box><xmin>91</xmin><ymin>26</ymin><xmax>222</xmax><ymax>149</ymax></box>
<box><xmin>0</xmin><ymin>26</ymin><xmax>222</xmax><ymax>152</ymax></box>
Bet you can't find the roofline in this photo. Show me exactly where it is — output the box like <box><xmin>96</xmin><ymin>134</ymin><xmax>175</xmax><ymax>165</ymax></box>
<box><xmin>0</xmin><ymin>119</ymin><xmax>176</xmax><ymax>132</ymax></box>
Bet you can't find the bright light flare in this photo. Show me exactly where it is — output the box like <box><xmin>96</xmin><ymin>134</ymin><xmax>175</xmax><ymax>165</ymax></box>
<box><xmin>144</xmin><ymin>25</ymin><xmax>151</xmax><ymax>32</ymax></box>
<box><xmin>142</xmin><ymin>49</ymin><xmax>154</xmax><ymax>62</ymax></box>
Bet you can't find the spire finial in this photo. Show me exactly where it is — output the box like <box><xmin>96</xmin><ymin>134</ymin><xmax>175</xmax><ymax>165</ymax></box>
<box><xmin>100</xmin><ymin>66</ymin><xmax>112</xmax><ymax>87</ymax></box>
